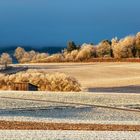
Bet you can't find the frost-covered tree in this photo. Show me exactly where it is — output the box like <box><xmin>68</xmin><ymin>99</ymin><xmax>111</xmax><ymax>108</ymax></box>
<box><xmin>112</xmin><ymin>36</ymin><xmax>135</xmax><ymax>58</ymax></box>
<box><xmin>0</xmin><ymin>53</ymin><xmax>12</xmax><ymax>68</ymax></box>
<box><xmin>76</xmin><ymin>44</ymin><xmax>96</xmax><ymax>61</ymax></box>
<box><xmin>20</xmin><ymin>52</ymin><xmax>31</xmax><ymax>63</ymax></box>
<box><xmin>14</xmin><ymin>47</ymin><xmax>25</xmax><ymax>62</ymax></box>
<box><xmin>135</xmin><ymin>32</ymin><xmax>140</xmax><ymax>57</ymax></box>
<box><xmin>96</xmin><ymin>40</ymin><xmax>112</xmax><ymax>58</ymax></box>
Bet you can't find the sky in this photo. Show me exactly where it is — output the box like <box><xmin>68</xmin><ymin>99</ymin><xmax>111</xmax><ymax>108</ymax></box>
<box><xmin>0</xmin><ymin>0</ymin><xmax>140</xmax><ymax>47</ymax></box>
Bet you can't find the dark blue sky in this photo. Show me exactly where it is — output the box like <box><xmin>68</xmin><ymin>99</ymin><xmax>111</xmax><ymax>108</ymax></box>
<box><xmin>0</xmin><ymin>0</ymin><xmax>140</xmax><ymax>47</ymax></box>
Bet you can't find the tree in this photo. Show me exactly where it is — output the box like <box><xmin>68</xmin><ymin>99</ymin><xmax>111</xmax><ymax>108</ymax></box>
<box><xmin>29</xmin><ymin>50</ymin><xmax>36</xmax><ymax>58</ymax></box>
<box><xmin>96</xmin><ymin>40</ymin><xmax>112</xmax><ymax>58</ymax></box>
<box><xmin>67</xmin><ymin>41</ymin><xmax>77</xmax><ymax>52</ymax></box>
<box><xmin>135</xmin><ymin>32</ymin><xmax>140</xmax><ymax>57</ymax></box>
<box><xmin>0</xmin><ymin>53</ymin><xmax>12</xmax><ymax>68</ymax></box>
<box><xmin>76</xmin><ymin>44</ymin><xmax>96</xmax><ymax>61</ymax></box>
<box><xmin>14</xmin><ymin>47</ymin><xmax>25</xmax><ymax>62</ymax></box>
<box><xmin>20</xmin><ymin>52</ymin><xmax>31</xmax><ymax>63</ymax></box>
<box><xmin>112</xmin><ymin>36</ymin><xmax>135</xmax><ymax>58</ymax></box>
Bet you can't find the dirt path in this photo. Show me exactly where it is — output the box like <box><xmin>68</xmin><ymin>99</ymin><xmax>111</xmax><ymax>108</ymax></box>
<box><xmin>0</xmin><ymin>121</ymin><xmax>139</xmax><ymax>131</ymax></box>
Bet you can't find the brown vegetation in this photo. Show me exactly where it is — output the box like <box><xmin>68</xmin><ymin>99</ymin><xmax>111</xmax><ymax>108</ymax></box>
<box><xmin>0</xmin><ymin>70</ymin><xmax>81</xmax><ymax>92</ymax></box>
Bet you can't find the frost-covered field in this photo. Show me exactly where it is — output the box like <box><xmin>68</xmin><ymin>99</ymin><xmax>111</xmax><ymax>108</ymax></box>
<box><xmin>0</xmin><ymin>130</ymin><xmax>139</xmax><ymax>140</ymax></box>
<box><xmin>0</xmin><ymin>91</ymin><xmax>140</xmax><ymax>125</ymax></box>
<box><xmin>0</xmin><ymin>91</ymin><xmax>139</xmax><ymax>107</ymax></box>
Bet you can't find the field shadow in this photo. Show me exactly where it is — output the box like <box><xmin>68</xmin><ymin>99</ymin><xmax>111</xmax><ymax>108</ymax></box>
<box><xmin>0</xmin><ymin>66</ymin><xmax>28</xmax><ymax>75</ymax></box>
<box><xmin>0</xmin><ymin>106</ymin><xmax>93</xmax><ymax>119</ymax></box>
<box><xmin>27</xmin><ymin>63</ymin><xmax>96</xmax><ymax>70</ymax></box>
<box><xmin>88</xmin><ymin>85</ymin><xmax>140</xmax><ymax>93</ymax></box>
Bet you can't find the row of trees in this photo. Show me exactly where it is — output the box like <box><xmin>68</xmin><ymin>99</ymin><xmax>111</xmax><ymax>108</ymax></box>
<box><xmin>14</xmin><ymin>44</ymin><xmax>95</xmax><ymax>63</ymax></box>
<box><xmin>66</xmin><ymin>32</ymin><xmax>140</xmax><ymax>59</ymax></box>
<box><xmin>1</xmin><ymin>32</ymin><xmax>140</xmax><ymax>65</ymax></box>
<box><xmin>14</xmin><ymin>47</ymin><xmax>49</xmax><ymax>63</ymax></box>
<box><xmin>13</xmin><ymin>32</ymin><xmax>140</xmax><ymax>63</ymax></box>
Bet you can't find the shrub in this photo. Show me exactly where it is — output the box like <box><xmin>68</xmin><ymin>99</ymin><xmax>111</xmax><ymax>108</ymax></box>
<box><xmin>0</xmin><ymin>70</ymin><xmax>81</xmax><ymax>92</ymax></box>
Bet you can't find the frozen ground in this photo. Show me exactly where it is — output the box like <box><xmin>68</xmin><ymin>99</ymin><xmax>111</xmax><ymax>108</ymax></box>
<box><xmin>0</xmin><ymin>91</ymin><xmax>139</xmax><ymax>108</ymax></box>
<box><xmin>0</xmin><ymin>130</ymin><xmax>139</xmax><ymax>140</ymax></box>
<box><xmin>0</xmin><ymin>91</ymin><xmax>139</xmax><ymax>125</ymax></box>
